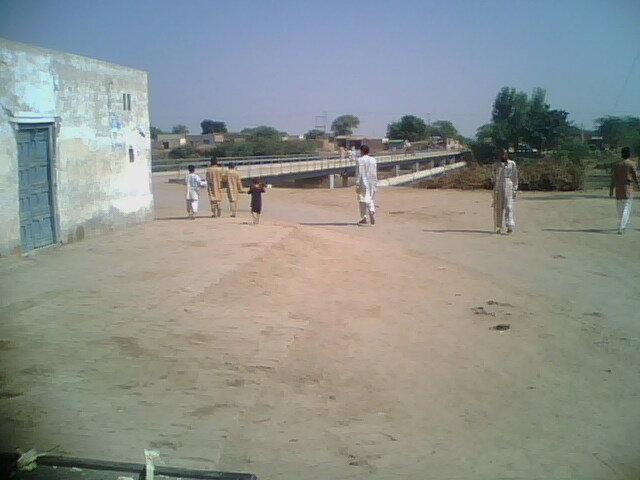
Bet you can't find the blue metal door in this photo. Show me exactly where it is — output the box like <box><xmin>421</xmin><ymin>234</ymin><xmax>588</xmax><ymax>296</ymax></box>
<box><xmin>18</xmin><ymin>126</ymin><xmax>56</xmax><ymax>251</ymax></box>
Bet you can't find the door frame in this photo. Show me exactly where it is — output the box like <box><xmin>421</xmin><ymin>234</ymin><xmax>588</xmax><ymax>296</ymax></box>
<box><xmin>17</xmin><ymin>122</ymin><xmax>61</xmax><ymax>250</ymax></box>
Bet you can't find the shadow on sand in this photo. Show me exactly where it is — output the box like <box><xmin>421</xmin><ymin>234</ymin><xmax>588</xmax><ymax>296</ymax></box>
<box><xmin>542</xmin><ymin>228</ymin><xmax>617</xmax><ymax>234</ymax></box>
<box><xmin>155</xmin><ymin>216</ymin><xmax>212</xmax><ymax>221</ymax></box>
<box><xmin>520</xmin><ymin>194</ymin><xmax>606</xmax><ymax>201</ymax></box>
<box><xmin>299</xmin><ymin>222</ymin><xmax>357</xmax><ymax>227</ymax></box>
<box><xmin>422</xmin><ymin>229</ymin><xmax>495</xmax><ymax>234</ymax></box>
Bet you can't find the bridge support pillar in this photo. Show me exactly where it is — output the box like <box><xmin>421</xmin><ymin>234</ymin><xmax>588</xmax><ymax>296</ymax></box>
<box><xmin>394</xmin><ymin>164</ymin><xmax>400</xmax><ymax>176</ymax></box>
<box><xmin>414</xmin><ymin>162</ymin><xmax>420</xmax><ymax>173</ymax></box>
<box><xmin>341</xmin><ymin>174</ymin><xmax>349</xmax><ymax>187</ymax></box>
<box><xmin>328</xmin><ymin>174</ymin><xmax>335</xmax><ymax>189</ymax></box>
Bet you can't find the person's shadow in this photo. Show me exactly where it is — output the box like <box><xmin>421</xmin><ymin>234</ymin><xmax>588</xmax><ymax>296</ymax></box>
<box><xmin>155</xmin><ymin>216</ymin><xmax>195</xmax><ymax>221</ymax></box>
<box><xmin>423</xmin><ymin>229</ymin><xmax>495</xmax><ymax>234</ymax></box>
<box><xmin>542</xmin><ymin>228</ymin><xmax>616</xmax><ymax>234</ymax></box>
<box><xmin>520</xmin><ymin>194</ymin><xmax>607</xmax><ymax>201</ymax></box>
<box><xmin>299</xmin><ymin>222</ymin><xmax>357</xmax><ymax>227</ymax></box>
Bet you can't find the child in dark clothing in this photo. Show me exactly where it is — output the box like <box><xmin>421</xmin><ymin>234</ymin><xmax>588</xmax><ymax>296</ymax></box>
<box><xmin>248</xmin><ymin>179</ymin><xmax>266</xmax><ymax>225</ymax></box>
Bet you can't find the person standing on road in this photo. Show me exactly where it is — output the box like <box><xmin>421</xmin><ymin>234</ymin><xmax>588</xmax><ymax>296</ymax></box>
<box><xmin>493</xmin><ymin>149</ymin><xmax>518</xmax><ymax>234</ymax></box>
<box><xmin>185</xmin><ymin>164</ymin><xmax>207</xmax><ymax>220</ymax></box>
<box><xmin>225</xmin><ymin>163</ymin><xmax>246</xmax><ymax>218</ymax></box>
<box><xmin>356</xmin><ymin>144</ymin><xmax>378</xmax><ymax>226</ymax></box>
<box><xmin>205</xmin><ymin>158</ymin><xmax>225</xmax><ymax>218</ymax></box>
<box><xmin>610</xmin><ymin>147</ymin><xmax>639</xmax><ymax>235</ymax></box>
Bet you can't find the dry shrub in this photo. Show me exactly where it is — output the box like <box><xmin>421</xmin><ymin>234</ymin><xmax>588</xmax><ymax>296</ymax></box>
<box><xmin>422</xmin><ymin>163</ymin><xmax>493</xmax><ymax>190</ymax></box>
<box><xmin>423</xmin><ymin>159</ymin><xmax>584</xmax><ymax>191</ymax></box>
<box><xmin>519</xmin><ymin>159</ymin><xmax>585</xmax><ymax>191</ymax></box>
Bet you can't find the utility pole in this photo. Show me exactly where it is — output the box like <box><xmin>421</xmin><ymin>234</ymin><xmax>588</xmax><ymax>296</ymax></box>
<box><xmin>314</xmin><ymin>111</ymin><xmax>327</xmax><ymax>134</ymax></box>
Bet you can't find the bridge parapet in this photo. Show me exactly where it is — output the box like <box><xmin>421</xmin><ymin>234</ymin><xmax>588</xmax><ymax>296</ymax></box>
<box><xmin>153</xmin><ymin>149</ymin><xmax>468</xmax><ymax>183</ymax></box>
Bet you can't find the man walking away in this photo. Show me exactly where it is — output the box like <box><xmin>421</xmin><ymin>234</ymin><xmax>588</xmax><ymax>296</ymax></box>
<box><xmin>205</xmin><ymin>158</ymin><xmax>225</xmax><ymax>218</ymax></box>
<box><xmin>185</xmin><ymin>164</ymin><xmax>207</xmax><ymax>219</ymax></box>
<box><xmin>493</xmin><ymin>149</ymin><xmax>518</xmax><ymax>234</ymax></box>
<box><xmin>356</xmin><ymin>144</ymin><xmax>378</xmax><ymax>226</ymax></box>
<box><xmin>226</xmin><ymin>163</ymin><xmax>246</xmax><ymax>218</ymax></box>
<box><xmin>610</xmin><ymin>147</ymin><xmax>639</xmax><ymax>235</ymax></box>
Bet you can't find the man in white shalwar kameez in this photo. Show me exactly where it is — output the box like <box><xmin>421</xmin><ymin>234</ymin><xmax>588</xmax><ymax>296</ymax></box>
<box><xmin>185</xmin><ymin>164</ymin><xmax>207</xmax><ymax>219</ymax></box>
<box><xmin>493</xmin><ymin>150</ymin><xmax>518</xmax><ymax>234</ymax></box>
<box><xmin>356</xmin><ymin>144</ymin><xmax>378</xmax><ymax>226</ymax></box>
<box><xmin>349</xmin><ymin>146</ymin><xmax>357</xmax><ymax>161</ymax></box>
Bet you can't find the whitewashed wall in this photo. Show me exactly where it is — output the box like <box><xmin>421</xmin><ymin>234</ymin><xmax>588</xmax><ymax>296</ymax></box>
<box><xmin>0</xmin><ymin>37</ymin><xmax>153</xmax><ymax>255</ymax></box>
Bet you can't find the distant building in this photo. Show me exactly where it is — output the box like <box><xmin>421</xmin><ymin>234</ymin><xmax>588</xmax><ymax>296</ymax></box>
<box><xmin>0</xmin><ymin>37</ymin><xmax>153</xmax><ymax>254</ymax></box>
<box><xmin>155</xmin><ymin>133</ymin><xmax>187</xmax><ymax>150</ymax></box>
<box><xmin>188</xmin><ymin>134</ymin><xmax>218</xmax><ymax>147</ymax></box>
<box><xmin>334</xmin><ymin>135</ymin><xmax>384</xmax><ymax>153</ymax></box>
<box><xmin>587</xmin><ymin>136</ymin><xmax>604</xmax><ymax>150</ymax></box>
<box><xmin>154</xmin><ymin>133</ymin><xmax>221</xmax><ymax>150</ymax></box>
<box><xmin>386</xmin><ymin>139</ymin><xmax>409</xmax><ymax>151</ymax></box>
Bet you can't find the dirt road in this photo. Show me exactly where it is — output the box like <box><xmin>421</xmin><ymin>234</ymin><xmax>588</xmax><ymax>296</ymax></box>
<box><xmin>1</xmin><ymin>179</ymin><xmax>639</xmax><ymax>479</ymax></box>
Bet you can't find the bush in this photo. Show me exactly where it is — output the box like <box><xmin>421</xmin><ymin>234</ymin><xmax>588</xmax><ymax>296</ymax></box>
<box><xmin>169</xmin><ymin>146</ymin><xmax>199</xmax><ymax>158</ymax></box>
<box><xmin>206</xmin><ymin>139</ymin><xmax>320</xmax><ymax>158</ymax></box>
<box><xmin>469</xmin><ymin>141</ymin><xmax>500</xmax><ymax>164</ymax></box>
<box><xmin>518</xmin><ymin>159</ymin><xmax>584</xmax><ymax>191</ymax></box>
<box><xmin>424</xmin><ymin>158</ymin><xmax>585</xmax><ymax>191</ymax></box>
<box><xmin>421</xmin><ymin>163</ymin><xmax>493</xmax><ymax>190</ymax></box>
<box><xmin>552</xmin><ymin>141</ymin><xmax>591</xmax><ymax>163</ymax></box>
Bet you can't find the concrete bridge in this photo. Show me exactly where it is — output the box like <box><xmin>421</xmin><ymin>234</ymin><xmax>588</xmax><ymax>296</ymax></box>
<box><xmin>153</xmin><ymin>149</ymin><xmax>469</xmax><ymax>188</ymax></box>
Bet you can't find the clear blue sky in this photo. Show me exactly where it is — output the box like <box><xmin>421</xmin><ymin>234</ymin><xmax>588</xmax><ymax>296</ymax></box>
<box><xmin>1</xmin><ymin>0</ymin><xmax>639</xmax><ymax>137</ymax></box>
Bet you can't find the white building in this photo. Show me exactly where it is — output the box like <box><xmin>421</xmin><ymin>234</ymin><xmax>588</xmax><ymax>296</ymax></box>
<box><xmin>0</xmin><ymin>38</ymin><xmax>153</xmax><ymax>254</ymax></box>
<box><xmin>153</xmin><ymin>133</ymin><xmax>223</xmax><ymax>150</ymax></box>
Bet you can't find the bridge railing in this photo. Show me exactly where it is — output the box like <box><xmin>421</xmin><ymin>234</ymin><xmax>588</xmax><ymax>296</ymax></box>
<box><xmin>153</xmin><ymin>149</ymin><xmax>466</xmax><ymax>178</ymax></box>
<box><xmin>235</xmin><ymin>149</ymin><xmax>464</xmax><ymax>179</ymax></box>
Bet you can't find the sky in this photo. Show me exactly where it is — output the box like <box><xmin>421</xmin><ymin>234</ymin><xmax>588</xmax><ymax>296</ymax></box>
<box><xmin>1</xmin><ymin>0</ymin><xmax>639</xmax><ymax>138</ymax></box>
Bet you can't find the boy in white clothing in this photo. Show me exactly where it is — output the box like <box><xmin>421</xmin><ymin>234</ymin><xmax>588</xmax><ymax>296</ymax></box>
<box><xmin>186</xmin><ymin>164</ymin><xmax>207</xmax><ymax>219</ymax></box>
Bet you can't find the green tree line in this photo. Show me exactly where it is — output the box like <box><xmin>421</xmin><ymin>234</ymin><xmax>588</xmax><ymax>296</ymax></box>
<box><xmin>386</xmin><ymin>115</ymin><xmax>466</xmax><ymax>143</ymax></box>
<box><xmin>470</xmin><ymin>86</ymin><xmax>640</xmax><ymax>163</ymax></box>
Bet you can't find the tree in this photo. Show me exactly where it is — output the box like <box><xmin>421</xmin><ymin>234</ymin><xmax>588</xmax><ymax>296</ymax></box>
<box><xmin>150</xmin><ymin>126</ymin><xmax>163</xmax><ymax>140</ymax></box>
<box><xmin>387</xmin><ymin>115</ymin><xmax>428</xmax><ymax>141</ymax></box>
<box><xmin>595</xmin><ymin>116</ymin><xmax>640</xmax><ymax>149</ymax></box>
<box><xmin>200</xmin><ymin>120</ymin><xmax>227</xmax><ymax>134</ymax></box>
<box><xmin>241</xmin><ymin>125</ymin><xmax>284</xmax><ymax>139</ymax></box>
<box><xmin>474</xmin><ymin>86</ymin><xmax>582</xmax><ymax>164</ymax></box>
<box><xmin>542</xmin><ymin>109</ymin><xmax>572</xmax><ymax>150</ymax></box>
<box><xmin>331</xmin><ymin>115</ymin><xmax>360</xmax><ymax>136</ymax></box>
<box><xmin>478</xmin><ymin>86</ymin><xmax>576</xmax><ymax>156</ymax></box>
<box><xmin>476</xmin><ymin>123</ymin><xmax>496</xmax><ymax>143</ymax></box>
<box><xmin>428</xmin><ymin>120</ymin><xmax>460</xmax><ymax>139</ymax></box>
<box><xmin>172</xmin><ymin>124</ymin><xmax>189</xmax><ymax>134</ymax></box>
<box><xmin>304</xmin><ymin>129</ymin><xmax>327</xmax><ymax>140</ymax></box>
<box><xmin>524</xmin><ymin>87</ymin><xmax>547</xmax><ymax>150</ymax></box>
<box><xmin>490</xmin><ymin>87</ymin><xmax>528</xmax><ymax>150</ymax></box>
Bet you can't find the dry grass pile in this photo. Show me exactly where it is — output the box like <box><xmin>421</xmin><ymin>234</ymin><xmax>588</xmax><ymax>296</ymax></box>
<box><xmin>423</xmin><ymin>159</ymin><xmax>585</xmax><ymax>191</ymax></box>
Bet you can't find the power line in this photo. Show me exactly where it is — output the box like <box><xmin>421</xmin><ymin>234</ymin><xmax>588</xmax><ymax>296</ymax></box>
<box><xmin>613</xmin><ymin>48</ymin><xmax>640</xmax><ymax>110</ymax></box>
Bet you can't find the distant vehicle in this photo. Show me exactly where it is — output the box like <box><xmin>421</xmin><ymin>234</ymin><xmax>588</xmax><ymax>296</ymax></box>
<box><xmin>516</xmin><ymin>144</ymin><xmax>535</xmax><ymax>155</ymax></box>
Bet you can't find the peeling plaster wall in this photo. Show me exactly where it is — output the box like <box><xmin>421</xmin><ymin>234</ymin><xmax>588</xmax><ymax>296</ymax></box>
<box><xmin>0</xmin><ymin>37</ymin><xmax>153</xmax><ymax>255</ymax></box>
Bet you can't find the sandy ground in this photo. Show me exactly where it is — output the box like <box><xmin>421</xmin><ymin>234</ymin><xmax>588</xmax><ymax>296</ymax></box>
<box><xmin>1</xmin><ymin>178</ymin><xmax>639</xmax><ymax>479</ymax></box>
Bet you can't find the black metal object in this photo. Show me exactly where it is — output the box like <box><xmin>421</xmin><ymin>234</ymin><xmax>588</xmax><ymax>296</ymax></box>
<box><xmin>0</xmin><ymin>453</ymin><xmax>257</xmax><ymax>480</ymax></box>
